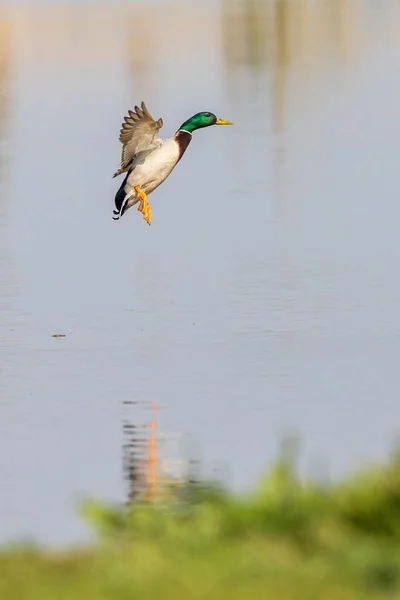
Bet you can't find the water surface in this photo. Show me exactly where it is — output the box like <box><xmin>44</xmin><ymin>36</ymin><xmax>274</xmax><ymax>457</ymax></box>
<box><xmin>1</xmin><ymin>0</ymin><xmax>400</xmax><ymax>544</ymax></box>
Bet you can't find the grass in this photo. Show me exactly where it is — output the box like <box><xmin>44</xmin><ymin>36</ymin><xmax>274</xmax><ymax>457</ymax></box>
<box><xmin>2</xmin><ymin>444</ymin><xmax>400</xmax><ymax>599</ymax></box>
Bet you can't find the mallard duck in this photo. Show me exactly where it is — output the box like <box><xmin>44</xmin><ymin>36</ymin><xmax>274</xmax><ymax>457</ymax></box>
<box><xmin>112</xmin><ymin>102</ymin><xmax>233</xmax><ymax>224</ymax></box>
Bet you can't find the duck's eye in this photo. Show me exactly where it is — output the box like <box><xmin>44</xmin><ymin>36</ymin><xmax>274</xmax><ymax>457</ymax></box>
<box><xmin>205</xmin><ymin>112</ymin><xmax>211</xmax><ymax>117</ymax></box>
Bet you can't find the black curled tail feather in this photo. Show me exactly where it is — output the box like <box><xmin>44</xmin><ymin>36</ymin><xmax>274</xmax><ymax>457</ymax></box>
<box><xmin>113</xmin><ymin>171</ymin><xmax>130</xmax><ymax>220</ymax></box>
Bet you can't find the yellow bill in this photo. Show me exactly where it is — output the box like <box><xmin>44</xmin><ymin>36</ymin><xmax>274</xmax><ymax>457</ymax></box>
<box><xmin>216</xmin><ymin>117</ymin><xmax>234</xmax><ymax>125</ymax></box>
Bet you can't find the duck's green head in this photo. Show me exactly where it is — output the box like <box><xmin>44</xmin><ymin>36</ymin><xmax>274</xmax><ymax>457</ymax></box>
<box><xmin>179</xmin><ymin>112</ymin><xmax>233</xmax><ymax>133</ymax></box>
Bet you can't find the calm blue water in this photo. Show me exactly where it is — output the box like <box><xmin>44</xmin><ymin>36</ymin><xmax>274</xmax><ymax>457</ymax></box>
<box><xmin>1</xmin><ymin>0</ymin><xmax>400</xmax><ymax>544</ymax></box>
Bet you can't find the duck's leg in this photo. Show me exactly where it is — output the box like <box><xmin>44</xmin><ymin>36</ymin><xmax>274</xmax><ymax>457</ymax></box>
<box><xmin>135</xmin><ymin>185</ymin><xmax>152</xmax><ymax>225</ymax></box>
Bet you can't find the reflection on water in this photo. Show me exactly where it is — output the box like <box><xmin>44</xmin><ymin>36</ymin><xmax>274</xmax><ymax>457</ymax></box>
<box><xmin>1</xmin><ymin>0</ymin><xmax>400</xmax><ymax>544</ymax></box>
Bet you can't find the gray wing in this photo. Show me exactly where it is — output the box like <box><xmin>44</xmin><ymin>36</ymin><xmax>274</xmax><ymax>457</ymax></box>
<box><xmin>112</xmin><ymin>101</ymin><xmax>163</xmax><ymax>178</ymax></box>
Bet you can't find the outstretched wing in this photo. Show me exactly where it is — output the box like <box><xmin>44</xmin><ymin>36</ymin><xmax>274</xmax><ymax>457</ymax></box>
<box><xmin>112</xmin><ymin>101</ymin><xmax>163</xmax><ymax>178</ymax></box>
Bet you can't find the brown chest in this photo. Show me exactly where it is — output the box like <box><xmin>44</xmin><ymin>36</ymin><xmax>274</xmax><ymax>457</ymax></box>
<box><xmin>175</xmin><ymin>130</ymin><xmax>193</xmax><ymax>161</ymax></box>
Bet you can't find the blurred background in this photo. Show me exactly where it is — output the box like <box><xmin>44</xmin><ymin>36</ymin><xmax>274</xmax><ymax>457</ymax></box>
<box><xmin>1</xmin><ymin>0</ymin><xmax>400</xmax><ymax>547</ymax></box>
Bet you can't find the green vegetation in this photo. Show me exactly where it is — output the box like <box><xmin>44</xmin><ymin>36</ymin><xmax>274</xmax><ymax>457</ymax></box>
<box><xmin>3</xmin><ymin>445</ymin><xmax>400</xmax><ymax>599</ymax></box>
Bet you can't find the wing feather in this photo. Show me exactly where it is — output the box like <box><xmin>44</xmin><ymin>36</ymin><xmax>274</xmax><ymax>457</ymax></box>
<box><xmin>113</xmin><ymin>101</ymin><xmax>163</xmax><ymax>177</ymax></box>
